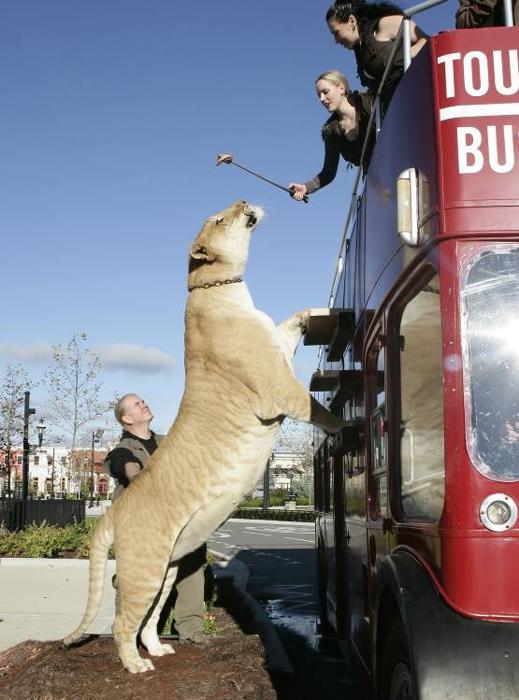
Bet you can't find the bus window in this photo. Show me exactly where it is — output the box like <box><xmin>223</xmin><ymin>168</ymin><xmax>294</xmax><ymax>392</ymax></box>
<box><xmin>314</xmin><ymin>442</ymin><xmax>324</xmax><ymax>511</ymax></box>
<box><xmin>345</xmin><ymin>451</ymin><xmax>366</xmax><ymax>517</ymax></box>
<box><xmin>370</xmin><ymin>347</ymin><xmax>388</xmax><ymax>517</ymax></box>
<box><xmin>323</xmin><ymin>444</ymin><xmax>334</xmax><ymax>513</ymax></box>
<box><xmin>461</xmin><ymin>245</ymin><xmax>519</xmax><ymax>482</ymax></box>
<box><xmin>399</xmin><ymin>275</ymin><xmax>445</xmax><ymax>521</ymax></box>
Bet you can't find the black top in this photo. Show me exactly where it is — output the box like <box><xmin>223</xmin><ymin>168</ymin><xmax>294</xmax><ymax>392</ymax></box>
<box><xmin>108</xmin><ymin>430</ymin><xmax>159</xmax><ymax>488</ymax></box>
<box><xmin>304</xmin><ymin>91</ymin><xmax>375</xmax><ymax>194</ymax></box>
<box><xmin>356</xmin><ymin>15</ymin><xmax>409</xmax><ymax>110</ymax></box>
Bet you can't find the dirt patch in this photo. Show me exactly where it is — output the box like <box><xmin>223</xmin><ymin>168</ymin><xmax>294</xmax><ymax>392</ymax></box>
<box><xmin>0</xmin><ymin>606</ymin><xmax>279</xmax><ymax>700</ymax></box>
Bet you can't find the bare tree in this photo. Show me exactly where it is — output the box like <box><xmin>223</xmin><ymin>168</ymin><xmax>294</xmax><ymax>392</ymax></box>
<box><xmin>276</xmin><ymin>419</ymin><xmax>313</xmax><ymax>470</ymax></box>
<box><xmin>273</xmin><ymin>419</ymin><xmax>314</xmax><ymax>501</ymax></box>
<box><xmin>0</xmin><ymin>364</ymin><xmax>34</xmax><ymax>496</ymax></box>
<box><xmin>44</xmin><ymin>332</ymin><xmax>107</xmax><ymax>489</ymax></box>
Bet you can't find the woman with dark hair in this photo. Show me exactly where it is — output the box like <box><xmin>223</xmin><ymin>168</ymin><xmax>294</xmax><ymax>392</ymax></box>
<box><xmin>289</xmin><ymin>70</ymin><xmax>374</xmax><ymax>201</ymax></box>
<box><xmin>325</xmin><ymin>1</ymin><xmax>428</xmax><ymax>107</ymax></box>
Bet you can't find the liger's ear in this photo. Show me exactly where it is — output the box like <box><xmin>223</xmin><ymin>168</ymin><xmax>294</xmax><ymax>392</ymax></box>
<box><xmin>189</xmin><ymin>242</ymin><xmax>215</xmax><ymax>261</ymax></box>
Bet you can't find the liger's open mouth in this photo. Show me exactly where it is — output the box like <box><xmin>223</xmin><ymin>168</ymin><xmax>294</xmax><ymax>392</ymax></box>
<box><xmin>244</xmin><ymin>206</ymin><xmax>258</xmax><ymax>228</ymax></box>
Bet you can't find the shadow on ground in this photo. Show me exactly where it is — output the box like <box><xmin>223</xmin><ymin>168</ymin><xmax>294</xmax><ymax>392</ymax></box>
<box><xmin>231</xmin><ymin>547</ymin><xmax>363</xmax><ymax>700</ymax></box>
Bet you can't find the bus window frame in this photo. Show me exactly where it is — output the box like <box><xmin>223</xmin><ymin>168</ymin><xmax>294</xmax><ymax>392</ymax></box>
<box><xmin>366</xmin><ymin>327</ymin><xmax>388</xmax><ymax>522</ymax></box>
<box><xmin>387</xmin><ymin>263</ymin><xmax>446</xmax><ymax>525</ymax></box>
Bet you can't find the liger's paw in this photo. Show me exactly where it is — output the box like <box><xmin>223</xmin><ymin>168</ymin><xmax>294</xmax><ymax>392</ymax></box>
<box><xmin>123</xmin><ymin>654</ymin><xmax>155</xmax><ymax>674</ymax></box>
<box><xmin>297</xmin><ymin>309</ymin><xmax>311</xmax><ymax>332</ymax></box>
<box><xmin>147</xmin><ymin>642</ymin><xmax>175</xmax><ymax>657</ymax></box>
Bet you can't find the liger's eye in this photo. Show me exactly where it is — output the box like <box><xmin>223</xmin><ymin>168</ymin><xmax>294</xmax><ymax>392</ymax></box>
<box><xmin>215</xmin><ymin>217</ymin><xmax>224</xmax><ymax>225</ymax></box>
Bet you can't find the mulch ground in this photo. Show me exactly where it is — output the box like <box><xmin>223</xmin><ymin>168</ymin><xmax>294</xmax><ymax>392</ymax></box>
<box><xmin>0</xmin><ymin>605</ymin><xmax>282</xmax><ymax>700</ymax></box>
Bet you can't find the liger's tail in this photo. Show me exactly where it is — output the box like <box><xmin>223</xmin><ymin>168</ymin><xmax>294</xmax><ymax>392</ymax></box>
<box><xmin>63</xmin><ymin>507</ymin><xmax>114</xmax><ymax>646</ymax></box>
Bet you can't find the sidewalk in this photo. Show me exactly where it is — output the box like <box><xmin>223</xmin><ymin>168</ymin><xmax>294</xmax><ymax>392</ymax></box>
<box><xmin>0</xmin><ymin>556</ymin><xmax>249</xmax><ymax>654</ymax></box>
<box><xmin>0</xmin><ymin>558</ymin><xmax>116</xmax><ymax>652</ymax></box>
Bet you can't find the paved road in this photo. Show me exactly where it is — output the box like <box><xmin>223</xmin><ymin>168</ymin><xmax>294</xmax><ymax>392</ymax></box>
<box><xmin>209</xmin><ymin>519</ymin><xmax>360</xmax><ymax>700</ymax></box>
<box><xmin>209</xmin><ymin>519</ymin><xmax>318</xmax><ymax>636</ymax></box>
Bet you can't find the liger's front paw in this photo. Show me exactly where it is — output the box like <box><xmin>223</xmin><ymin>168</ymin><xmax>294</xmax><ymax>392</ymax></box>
<box><xmin>296</xmin><ymin>309</ymin><xmax>311</xmax><ymax>333</ymax></box>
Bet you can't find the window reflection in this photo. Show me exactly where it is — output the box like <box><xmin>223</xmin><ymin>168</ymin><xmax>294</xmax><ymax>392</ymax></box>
<box><xmin>371</xmin><ymin>348</ymin><xmax>387</xmax><ymax>515</ymax></box>
<box><xmin>462</xmin><ymin>246</ymin><xmax>519</xmax><ymax>481</ymax></box>
<box><xmin>399</xmin><ymin>275</ymin><xmax>445</xmax><ymax>520</ymax></box>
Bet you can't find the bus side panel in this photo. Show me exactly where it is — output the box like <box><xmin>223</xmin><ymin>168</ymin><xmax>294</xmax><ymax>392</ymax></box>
<box><xmin>345</xmin><ymin>467</ymin><xmax>370</xmax><ymax>667</ymax></box>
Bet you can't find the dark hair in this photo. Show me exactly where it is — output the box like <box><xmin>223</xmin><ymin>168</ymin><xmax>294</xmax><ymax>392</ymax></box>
<box><xmin>326</xmin><ymin>1</ymin><xmax>403</xmax><ymax>25</ymax></box>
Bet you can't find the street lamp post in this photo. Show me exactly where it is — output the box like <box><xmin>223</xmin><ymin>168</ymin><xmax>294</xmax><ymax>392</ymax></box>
<box><xmin>36</xmin><ymin>418</ymin><xmax>47</xmax><ymax>497</ymax></box>
<box><xmin>51</xmin><ymin>447</ymin><xmax>56</xmax><ymax>498</ymax></box>
<box><xmin>22</xmin><ymin>391</ymin><xmax>35</xmax><ymax>502</ymax></box>
<box><xmin>89</xmin><ymin>428</ymin><xmax>104</xmax><ymax>507</ymax></box>
<box><xmin>36</xmin><ymin>418</ymin><xmax>46</xmax><ymax>449</ymax></box>
<box><xmin>262</xmin><ymin>452</ymin><xmax>274</xmax><ymax>512</ymax></box>
<box><xmin>5</xmin><ymin>446</ymin><xmax>12</xmax><ymax>499</ymax></box>
<box><xmin>287</xmin><ymin>468</ymin><xmax>294</xmax><ymax>495</ymax></box>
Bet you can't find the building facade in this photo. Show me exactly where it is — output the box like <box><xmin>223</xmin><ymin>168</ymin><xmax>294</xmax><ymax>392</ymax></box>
<box><xmin>0</xmin><ymin>445</ymin><xmax>115</xmax><ymax>499</ymax></box>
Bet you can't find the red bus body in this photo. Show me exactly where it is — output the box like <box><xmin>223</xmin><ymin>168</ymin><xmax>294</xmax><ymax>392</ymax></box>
<box><xmin>311</xmin><ymin>27</ymin><xmax>519</xmax><ymax>699</ymax></box>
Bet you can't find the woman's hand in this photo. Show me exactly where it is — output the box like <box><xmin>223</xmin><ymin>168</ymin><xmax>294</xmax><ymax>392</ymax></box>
<box><xmin>288</xmin><ymin>183</ymin><xmax>308</xmax><ymax>201</ymax></box>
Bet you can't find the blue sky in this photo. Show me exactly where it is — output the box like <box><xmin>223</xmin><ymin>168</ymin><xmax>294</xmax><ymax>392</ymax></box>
<box><xmin>1</xmin><ymin>0</ymin><xmax>456</xmax><ymax>439</ymax></box>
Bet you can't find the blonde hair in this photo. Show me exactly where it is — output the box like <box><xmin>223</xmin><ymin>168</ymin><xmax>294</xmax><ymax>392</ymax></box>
<box><xmin>114</xmin><ymin>394</ymin><xmax>136</xmax><ymax>426</ymax></box>
<box><xmin>315</xmin><ymin>70</ymin><xmax>350</xmax><ymax>94</ymax></box>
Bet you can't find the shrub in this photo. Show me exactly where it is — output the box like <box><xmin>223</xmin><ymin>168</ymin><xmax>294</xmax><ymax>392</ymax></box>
<box><xmin>0</xmin><ymin>519</ymin><xmax>102</xmax><ymax>558</ymax></box>
<box><xmin>232</xmin><ymin>508</ymin><xmax>317</xmax><ymax>522</ymax></box>
<box><xmin>239</xmin><ymin>497</ymin><xmax>263</xmax><ymax>508</ymax></box>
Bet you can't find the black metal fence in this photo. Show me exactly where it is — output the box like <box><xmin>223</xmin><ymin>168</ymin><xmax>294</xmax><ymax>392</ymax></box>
<box><xmin>0</xmin><ymin>498</ymin><xmax>85</xmax><ymax>531</ymax></box>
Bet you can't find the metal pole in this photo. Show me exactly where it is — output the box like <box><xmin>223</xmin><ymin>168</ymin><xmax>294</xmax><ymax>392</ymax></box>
<box><xmin>262</xmin><ymin>454</ymin><xmax>271</xmax><ymax>511</ymax></box>
<box><xmin>51</xmin><ymin>447</ymin><xmax>55</xmax><ymax>498</ymax></box>
<box><xmin>402</xmin><ymin>17</ymin><xmax>412</xmax><ymax>71</ymax></box>
<box><xmin>503</xmin><ymin>0</ymin><xmax>514</xmax><ymax>25</ymax></box>
<box><xmin>6</xmin><ymin>447</ymin><xmax>11</xmax><ymax>499</ymax></box>
<box><xmin>219</xmin><ymin>155</ymin><xmax>310</xmax><ymax>203</ymax></box>
<box><xmin>89</xmin><ymin>431</ymin><xmax>95</xmax><ymax>507</ymax></box>
<box><xmin>22</xmin><ymin>391</ymin><xmax>35</xmax><ymax>502</ymax></box>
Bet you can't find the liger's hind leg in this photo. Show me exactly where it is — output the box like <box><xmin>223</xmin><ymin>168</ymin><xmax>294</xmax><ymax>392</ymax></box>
<box><xmin>113</xmin><ymin>559</ymin><xmax>170</xmax><ymax>673</ymax></box>
<box><xmin>139</xmin><ymin>564</ymin><xmax>178</xmax><ymax>657</ymax></box>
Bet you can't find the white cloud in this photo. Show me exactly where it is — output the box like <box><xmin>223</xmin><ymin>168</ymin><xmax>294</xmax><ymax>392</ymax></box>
<box><xmin>0</xmin><ymin>341</ymin><xmax>175</xmax><ymax>374</ymax></box>
<box><xmin>0</xmin><ymin>342</ymin><xmax>52</xmax><ymax>363</ymax></box>
<box><xmin>95</xmin><ymin>343</ymin><xmax>175</xmax><ymax>374</ymax></box>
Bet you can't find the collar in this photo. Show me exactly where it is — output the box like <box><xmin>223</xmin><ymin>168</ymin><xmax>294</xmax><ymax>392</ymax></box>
<box><xmin>188</xmin><ymin>276</ymin><xmax>243</xmax><ymax>292</ymax></box>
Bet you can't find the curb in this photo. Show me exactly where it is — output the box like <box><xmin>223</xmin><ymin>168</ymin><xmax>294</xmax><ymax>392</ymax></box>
<box><xmin>228</xmin><ymin>518</ymin><xmax>315</xmax><ymax>526</ymax></box>
<box><xmin>0</xmin><ymin>558</ymin><xmax>92</xmax><ymax>568</ymax></box>
<box><xmin>232</xmin><ymin>584</ymin><xmax>296</xmax><ymax>676</ymax></box>
<box><xmin>211</xmin><ymin>557</ymin><xmax>295</xmax><ymax>678</ymax></box>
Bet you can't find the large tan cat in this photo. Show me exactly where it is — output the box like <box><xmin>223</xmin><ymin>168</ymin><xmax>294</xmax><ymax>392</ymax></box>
<box><xmin>63</xmin><ymin>200</ymin><xmax>345</xmax><ymax>673</ymax></box>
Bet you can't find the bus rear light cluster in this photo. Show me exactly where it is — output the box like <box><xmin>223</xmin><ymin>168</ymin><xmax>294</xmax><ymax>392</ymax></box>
<box><xmin>480</xmin><ymin>493</ymin><xmax>517</xmax><ymax>532</ymax></box>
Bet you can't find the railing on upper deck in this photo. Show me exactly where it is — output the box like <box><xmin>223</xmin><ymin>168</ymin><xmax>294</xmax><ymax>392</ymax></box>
<box><xmin>323</xmin><ymin>0</ymin><xmax>516</xmax><ymax>334</ymax></box>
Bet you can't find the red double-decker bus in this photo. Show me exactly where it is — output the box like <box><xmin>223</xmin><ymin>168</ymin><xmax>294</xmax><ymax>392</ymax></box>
<box><xmin>306</xmin><ymin>20</ymin><xmax>519</xmax><ymax>700</ymax></box>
